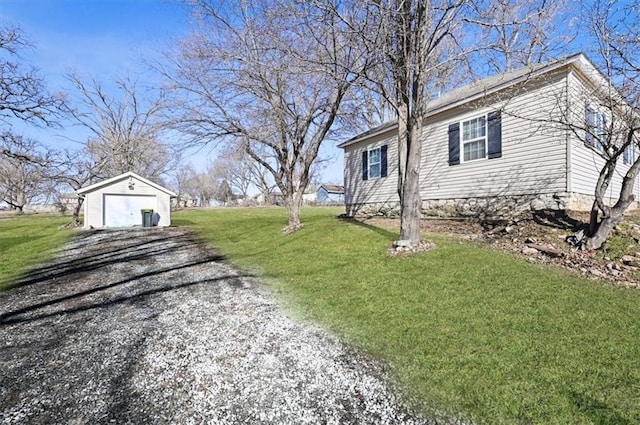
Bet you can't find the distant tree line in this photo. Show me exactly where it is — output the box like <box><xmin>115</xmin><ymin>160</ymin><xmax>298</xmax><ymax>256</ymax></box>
<box><xmin>2</xmin><ymin>0</ymin><xmax>640</xmax><ymax>249</ymax></box>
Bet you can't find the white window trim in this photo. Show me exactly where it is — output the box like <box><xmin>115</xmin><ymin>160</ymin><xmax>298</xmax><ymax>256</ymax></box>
<box><xmin>459</xmin><ymin>113</ymin><xmax>488</xmax><ymax>163</ymax></box>
<box><xmin>367</xmin><ymin>146</ymin><xmax>382</xmax><ymax>179</ymax></box>
<box><xmin>585</xmin><ymin>105</ymin><xmax>606</xmax><ymax>152</ymax></box>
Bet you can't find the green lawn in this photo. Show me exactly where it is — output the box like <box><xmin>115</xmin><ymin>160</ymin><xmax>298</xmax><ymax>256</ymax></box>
<box><xmin>0</xmin><ymin>214</ymin><xmax>73</xmax><ymax>291</ymax></box>
<box><xmin>175</xmin><ymin>207</ymin><xmax>640</xmax><ymax>425</ymax></box>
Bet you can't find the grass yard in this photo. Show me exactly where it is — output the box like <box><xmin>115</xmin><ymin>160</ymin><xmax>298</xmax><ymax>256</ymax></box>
<box><xmin>175</xmin><ymin>207</ymin><xmax>640</xmax><ymax>425</ymax></box>
<box><xmin>0</xmin><ymin>214</ymin><xmax>73</xmax><ymax>291</ymax></box>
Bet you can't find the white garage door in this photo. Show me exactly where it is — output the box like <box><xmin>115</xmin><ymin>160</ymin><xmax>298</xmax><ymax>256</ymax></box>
<box><xmin>104</xmin><ymin>194</ymin><xmax>157</xmax><ymax>227</ymax></box>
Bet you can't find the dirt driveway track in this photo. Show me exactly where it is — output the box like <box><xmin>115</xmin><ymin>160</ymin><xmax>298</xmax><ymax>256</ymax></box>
<box><xmin>0</xmin><ymin>228</ymin><xmax>429</xmax><ymax>424</ymax></box>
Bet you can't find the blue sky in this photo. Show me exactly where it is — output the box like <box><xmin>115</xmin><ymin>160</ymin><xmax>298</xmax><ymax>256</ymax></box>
<box><xmin>0</xmin><ymin>0</ymin><xmax>348</xmax><ymax>185</ymax></box>
<box><xmin>0</xmin><ymin>0</ymin><xmax>190</xmax><ymax>152</ymax></box>
<box><xmin>0</xmin><ymin>0</ymin><xmax>192</xmax><ymax>95</ymax></box>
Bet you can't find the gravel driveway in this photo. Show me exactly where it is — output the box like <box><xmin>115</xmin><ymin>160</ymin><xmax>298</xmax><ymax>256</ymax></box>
<box><xmin>0</xmin><ymin>227</ymin><xmax>430</xmax><ymax>424</ymax></box>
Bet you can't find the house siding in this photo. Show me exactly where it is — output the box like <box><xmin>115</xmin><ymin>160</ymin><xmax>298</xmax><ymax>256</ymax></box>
<box><xmin>567</xmin><ymin>71</ymin><xmax>640</xmax><ymax>208</ymax></box>
<box><xmin>344</xmin><ymin>70</ymin><xmax>571</xmax><ymax>217</ymax></box>
<box><xmin>344</xmin><ymin>131</ymin><xmax>399</xmax><ymax>214</ymax></box>
<box><xmin>422</xmin><ymin>73</ymin><xmax>568</xmax><ymax>199</ymax></box>
<box><xmin>82</xmin><ymin>176</ymin><xmax>172</xmax><ymax>228</ymax></box>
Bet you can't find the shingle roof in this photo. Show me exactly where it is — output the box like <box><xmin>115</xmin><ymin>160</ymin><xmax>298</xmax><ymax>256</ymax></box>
<box><xmin>339</xmin><ymin>53</ymin><xmax>598</xmax><ymax>149</ymax></box>
<box><xmin>320</xmin><ymin>185</ymin><xmax>345</xmax><ymax>194</ymax></box>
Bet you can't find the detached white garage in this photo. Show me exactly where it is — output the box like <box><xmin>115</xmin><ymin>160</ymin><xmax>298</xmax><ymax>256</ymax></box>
<box><xmin>77</xmin><ymin>171</ymin><xmax>176</xmax><ymax>229</ymax></box>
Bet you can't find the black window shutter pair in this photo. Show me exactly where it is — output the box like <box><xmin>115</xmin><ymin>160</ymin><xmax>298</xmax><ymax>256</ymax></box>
<box><xmin>448</xmin><ymin>111</ymin><xmax>502</xmax><ymax>165</ymax></box>
<box><xmin>362</xmin><ymin>145</ymin><xmax>388</xmax><ymax>180</ymax></box>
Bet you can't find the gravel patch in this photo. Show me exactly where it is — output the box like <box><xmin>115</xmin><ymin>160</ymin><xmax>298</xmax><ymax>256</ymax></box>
<box><xmin>0</xmin><ymin>228</ymin><xmax>432</xmax><ymax>424</ymax></box>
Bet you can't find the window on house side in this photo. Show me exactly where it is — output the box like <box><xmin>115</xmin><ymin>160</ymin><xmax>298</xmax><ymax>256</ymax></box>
<box><xmin>461</xmin><ymin>115</ymin><xmax>487</xmax><ymax>162</ymax></box>
<box><xmin>624</xmin><ymin>144</ymin><xmax>635</xmax><ymax>165</ymax></box>
<box><xmin>368</xmin><ymin>147</ymin><xmax>381</xmax><ymax>178</ymax></box>
<box><xmin>585</xmin><ymin>105</ymin><xmax>605</xmax><ymax>151</ymax></box>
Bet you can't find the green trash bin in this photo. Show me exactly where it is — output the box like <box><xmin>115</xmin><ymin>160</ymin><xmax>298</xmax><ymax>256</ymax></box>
<box><xmin>141</xmin><ymin>209</ymin><xmax>154</xmax><ymax>227</ymax></box>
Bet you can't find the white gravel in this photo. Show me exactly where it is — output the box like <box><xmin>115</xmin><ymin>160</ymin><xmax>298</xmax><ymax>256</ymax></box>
<box><xmin>0</xmin><ymin>228</ymin><xmax>435</xmax><ymax>424</ymax></box>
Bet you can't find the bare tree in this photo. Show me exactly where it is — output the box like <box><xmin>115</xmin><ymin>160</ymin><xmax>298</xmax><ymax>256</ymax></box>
<box><xmin>564</xmin><ymin>0</ymin><xmax>640</xmax><ymax>250</ymax></box>
<box><xmin>0</xmin><ymin>26</ymin><xmax>65</xmax><ymax>127</ymax></box>
<box><xmin>67</xmin><ymin>74</ymin><xmax>173</xmax><ymax>181</ymax></box>
<box><xmin>192</xmin><ymin>166</ymin><xmax>218</xmax><ymax>207</ymax></box>
<box><xmin>209</xmin><ymin>146</ymin><xmax>253</xmax><ymax>199</ymax></box>
<box><xmin>468</xmin><ymin>0</ymin><xmax>574</xmax><ymax>73</ymax></box>
<box><xmin>328</xmin><ymin>0</ymin><xmax>566</xmax><ymax>246</ymax></box>
<box><xmin>248</xmin><ymin>159</ymin><xmax>278</xmax><ymax>205</ymax></box>
<box><xmin>355</xmin><ymin>0</ymin><xmax>471</xmax><ymax>245</ymax></box>
<box><xmin>0</xmin><ymin>132</ymin><xmax>54</xmax><ymax>212</ymax></box>
<box><xmin>50</xmin><ymin>148</ymin><xmax>109</xmax><ymax>225</ymax></box>
<box><xmin>164</xmin><ymin>0</ymin><xmax>368</xmax><ymax>232</ymax></box>
<box><xmin>170</xmin><ymin>162</ymin><xmax>198</xmax><ymax>207</ymax></box>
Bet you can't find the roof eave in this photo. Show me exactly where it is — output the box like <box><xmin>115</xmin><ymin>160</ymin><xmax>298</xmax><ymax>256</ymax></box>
<box><xmin>337</xmin><ymin>120</ymin><xmax>399</xmax><ymax>149</ymax></box>
<box><xmin>427</xmin><ymin>53</ymin><xmax>585</xmax><ymax>116</ymax></box>
<box><xmin>339</xmin><ymin>53</ymin><xmax>589</xmax><ymax>150</ymax></box>
<box><xmin>76</xmin><ymin>171</ymin><xmax>177</xmax><ymax>197</ymax></box>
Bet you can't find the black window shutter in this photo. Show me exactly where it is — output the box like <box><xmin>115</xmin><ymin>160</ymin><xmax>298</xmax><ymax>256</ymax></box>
<box><xmin>362</xmin><ymin>150</ymin><xmax>368</xmax><ymax>181</ymax></box>
<box><xmin>380</xmin><ymin>145</ymin><xmax>388</xmax><ymax>177</ymax></box>
<box><xmin>487</xmin><ymin>110</ymin><xmax>502</xmax><ymax>159</ymax></box>
<box><xmin>448</xmin><ymin>123</ymin><xmax>460</xmax><ymax>165</ymax></box>
<box><xmin>585</xmin><ymin>105</ymin><xmax>595</xmax><ymax>147</ymax></box>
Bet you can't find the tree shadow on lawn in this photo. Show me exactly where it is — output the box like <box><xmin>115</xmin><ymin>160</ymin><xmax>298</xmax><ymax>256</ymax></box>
<box><xmin>568</xmin><ymin>391</ymin><xmax>633</xmax><ymax>425</ymax></box>
<box><xmin>337</xmin><ymin>216</ymin><xmax>398</xmax><ymax>240</ymax></box>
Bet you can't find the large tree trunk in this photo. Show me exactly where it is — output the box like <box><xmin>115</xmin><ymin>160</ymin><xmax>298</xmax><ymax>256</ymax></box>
<box><xmin>398</xmin><ymin>121</ymin><xmax>422</xmax><ymax>244</ymax></box>
<box><xmin>283</xmin><ymin>190</ymin><xmax>304</xmax><ymax>234</ymax></box>
<box><xmin>585</xmin><ymin>213</ymin><xmax>623</xmax><ymax>250</ymax></box>
<box><xmin>584</xmin><ymin>149</ymin><xmax>640</xmax><ymax>250</ymax></box>
<box><xmin>72</xmin><ymin>197</ymin><xmax>84</xmax><ymax>227</ymax></box>
<box><xmin>585</xmin><ymin>193</ymin><xmax>636</xmax><ymax>250</ymax></box>
<box><xmin>588</xmin><ymin>200</ymin><xmax>599</xmax><ymax>237</ymax></box>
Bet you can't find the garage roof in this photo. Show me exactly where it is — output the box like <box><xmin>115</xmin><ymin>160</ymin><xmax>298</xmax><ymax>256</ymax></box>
<box><xmin>77</xmin><ymin>171</ymin><xmax>177</xmax><ymax>197</ymax></box>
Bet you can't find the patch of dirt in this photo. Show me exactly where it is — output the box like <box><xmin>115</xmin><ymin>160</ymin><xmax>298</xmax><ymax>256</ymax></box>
<box><xmin>360</xmin><ymin>211</ymin><xmax>640</xmax><ymax>289</ymax></box>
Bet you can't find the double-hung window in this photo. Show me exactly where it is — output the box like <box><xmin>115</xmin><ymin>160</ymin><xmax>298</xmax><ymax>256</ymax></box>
<box><xmin>462</xmin><ymin>115</ymin><xmax>487</xmax><ymax>162</ymax></box>
<box><xmin>362</xmin><ymin>145</ymin><xmax>388</xmax><ymax>180</ymax></box>
<box><xmin>368</xmin><ymin>147</ymin><xmax>381</xmax><ymax>178</ymax></box>
<box><xmin>448</xmin><ymin>110</ymin><xmax>501</xmax><ymax>166</ymax></box>
<box><xmin>585</xmin><ymin>105</ymin><xmax>606</xmax><ymax>151</ymax></box>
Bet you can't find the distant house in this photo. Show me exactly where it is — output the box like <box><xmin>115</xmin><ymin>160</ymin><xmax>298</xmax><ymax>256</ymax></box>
<box><xmin>77</xmin><ymin>171</ymin><xmax>176</xmax><ymax>229</ymax></box>
<box><xmin>302</xmin><ymin>190</ymin><xmax>317</xmax><ymax>205</ymax></box>
<box><xmin>339</xmin><ymin>53</ymin><xmax>640</xmax><ymax>218</ymax></box>
<box><xmin>254</xmin><ymin>191</ymin><xmax>285</xmax><ymax>206</ymax></box>
<box><xmin>316</xmin><ymin>185</ymin><xmax>345</xmax><ymax>205</ymax></box>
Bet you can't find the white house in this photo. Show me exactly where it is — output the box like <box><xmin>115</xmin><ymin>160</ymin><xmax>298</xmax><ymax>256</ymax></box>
<box><xmin>339</xmin><ymin>53</ymin><xmax>640</xmax><ymax>218</ymax></box>
<box><xmin>77</xmin><ymin>171</ymin><xmax>176</xmax><ymax>229</ymax></box>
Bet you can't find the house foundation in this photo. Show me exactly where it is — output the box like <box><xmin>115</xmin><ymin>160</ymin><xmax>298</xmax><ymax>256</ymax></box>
<box><xmin>346</xmin><ymin>192</ymin><xmax>640</xmax><ymax>219</ymax></box>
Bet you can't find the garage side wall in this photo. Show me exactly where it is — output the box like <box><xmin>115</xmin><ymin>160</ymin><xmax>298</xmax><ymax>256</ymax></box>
<box><xmin>83</xmin><ymin>177</ymin><xmax>172</xmax><ymax>228</ymax></box>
